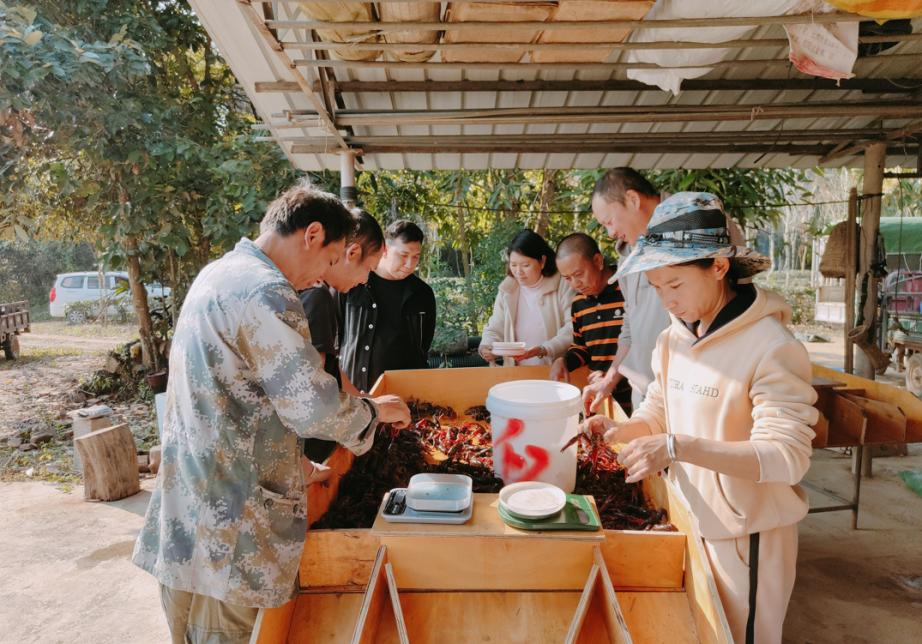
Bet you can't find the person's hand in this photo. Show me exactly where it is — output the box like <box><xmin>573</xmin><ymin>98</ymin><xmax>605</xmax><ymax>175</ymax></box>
<box><xmin>372</xmin><ymin>394</ymin><xmax>411</xmax><ymax>428</ymax></box>
<box><xmin>579</xmin><ymin>415</ymin><xmax>620</xmax><ymax>442</ymax></box>
<box><xmin>587</xmin><ymin>370</ymin><xmax>606</xmax><ymax>385</ymax></box>
<box><xmin>301</xmin><ymin>456</ymin><xmax>333</xmax><ymax>487</ymax></box>
<box><xmin>617</xmin><ymin>434</ymin><xmax>671</xmax><ymax>483</ymax></box>
<box><xmin>516</xmin><ymin>346</ymin><xmax>547</xmax><ymax>361</ymax></box>
<box><xmin>549</xmin><ymin>357</ymin><xmax>569</xmax><ymax>382</ymax></box>
<box><xmin>582</xmin><ymin>376</ymin><xmax>615</xmax><ymax>415</ymax></box>
<box><xmin>479</xmin><ymin>344</ymin><xmax>497</xmax><ymax>362</ymax></box>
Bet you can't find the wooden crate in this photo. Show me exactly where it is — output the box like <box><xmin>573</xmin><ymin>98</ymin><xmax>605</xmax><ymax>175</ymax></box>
<box><xmin>256</xmin><ymin>366</ymin><xmax>731</xmax><ymax>643</ymax></box>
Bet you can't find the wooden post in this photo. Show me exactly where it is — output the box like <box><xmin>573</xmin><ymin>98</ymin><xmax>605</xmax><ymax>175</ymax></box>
<box><xmin>75</xmin><ymin>423</ymin><xmax>141</xmax><ymax>501</ymax></box>
<box><xmin>340</xmin><ymin>151</ymin><xmax>357</xmax><ymax>209</ymax></box>
<box><xmin>844</xmin><ymin>187</ymin><xmax>857</xmax><ymax>375</ymax></box>
<box><xmin>855</xmin><ymin>143</ymin><xmax>886</xmax><ymax>378</ymax></box>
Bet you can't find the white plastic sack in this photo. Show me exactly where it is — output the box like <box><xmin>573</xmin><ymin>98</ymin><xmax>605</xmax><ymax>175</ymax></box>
<box><xmin>626</xmin><ymin>0</ymin><xmax>858</xmax><ymax>92</ymax></box>
<box><xmin>626</xmin><ymin>0</ymin><xmax>798</xmax><ymax>94</ymax></box>
<box><xmin>785</xmin><ymin>0</ymin><xmax>858</xmax><ymax>80</ymax></box>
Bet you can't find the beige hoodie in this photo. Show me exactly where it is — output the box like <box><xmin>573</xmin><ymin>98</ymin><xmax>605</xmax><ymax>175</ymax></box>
<box><xmin>633</xmin><ymin>287</ymin><xmax>818</xmax><ymax>541</ymax></box>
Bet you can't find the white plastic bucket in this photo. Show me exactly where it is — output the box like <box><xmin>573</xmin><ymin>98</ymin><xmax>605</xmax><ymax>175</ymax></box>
<box><xmin>486</xmin><ymin>380</ymin><xmax>582</xmax><ymax>493</ymax></box>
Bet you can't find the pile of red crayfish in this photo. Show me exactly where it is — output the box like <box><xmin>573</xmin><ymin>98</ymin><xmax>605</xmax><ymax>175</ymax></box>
<box><xmin>312</xmin><ymin>399</ymin><xmax>670</xmax><ymax>531</ymax></box>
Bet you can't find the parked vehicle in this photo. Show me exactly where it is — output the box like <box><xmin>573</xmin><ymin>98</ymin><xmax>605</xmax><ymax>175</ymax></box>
<box><xmin>48</xmin><ymin>272</ymin><xmax>171</xmax><ymax>322</ymax></box>
<box><xmin>1</xmin><ymin>300</ymin><xmax>30</xmax><ymax>360</ymax></box>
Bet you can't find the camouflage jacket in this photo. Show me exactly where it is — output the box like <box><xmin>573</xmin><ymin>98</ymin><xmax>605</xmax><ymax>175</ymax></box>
<box><xmin>132</xmin><ymin>238</ymin><xmax>374</xmax><ymax>608</ymax></box>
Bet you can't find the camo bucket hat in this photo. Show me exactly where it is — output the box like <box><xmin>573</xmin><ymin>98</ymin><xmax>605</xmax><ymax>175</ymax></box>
<box><xmin>612</xmin><ymin>191</ymin><xmax>770</xmax><ymax>282</ymax></box>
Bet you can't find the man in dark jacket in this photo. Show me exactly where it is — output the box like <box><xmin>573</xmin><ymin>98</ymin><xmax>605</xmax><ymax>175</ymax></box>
<box><xmin>339</xmin><ymin>220</ymin><xmax>436</xmax><ymax>393</ymax></box>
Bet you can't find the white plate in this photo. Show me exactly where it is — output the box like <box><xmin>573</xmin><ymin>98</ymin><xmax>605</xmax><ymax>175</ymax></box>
<box><xmin>493</xmin><ymin>348</ymin><xmax>527</xmax><ymax>357</ymax></box>
<box><xmin>498</xmin><ymin>482</ymin><xmax>566</xmax><ymax>520</ymax></box>
<box><xmin>493</xmin><ymin>341</ymin><xmax>526</xmax><ymax>351</ymax></box>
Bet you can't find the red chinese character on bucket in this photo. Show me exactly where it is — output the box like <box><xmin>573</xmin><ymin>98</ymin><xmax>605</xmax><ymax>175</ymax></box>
<box><xmin>495</xmin><ymin>418</ymin><xmax>550</xmax><ymax>483</ymax></box>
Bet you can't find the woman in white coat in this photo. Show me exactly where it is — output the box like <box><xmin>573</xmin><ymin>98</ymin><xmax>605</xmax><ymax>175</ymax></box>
<box><xmin>479</xmin><ymin>229</ymin><xmax>576</xmax><ymax>366</ymax></box>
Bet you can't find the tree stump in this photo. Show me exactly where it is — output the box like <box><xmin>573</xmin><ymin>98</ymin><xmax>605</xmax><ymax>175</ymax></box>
<box><xmin>75</xmin><ymin>423</ymin><xmax>141</xmax><ymax>501</ymax></box>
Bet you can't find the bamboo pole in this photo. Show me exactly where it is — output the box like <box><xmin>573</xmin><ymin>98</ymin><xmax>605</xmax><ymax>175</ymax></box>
<box><xmin>277</xmin><ymin>102</ymin><xmax>922</xmax><ymax>128</ymax></box>
<box><xmin>280</xmin><ymin>32</ymin><xmax>922</xmax><ymax>54</ymax></box>
<box><xmin>292</xmin><ymin>53</ymin><xmax>922</xmax><ymax>72</ymax></box>
<box><xmin>821</xmin><ymin>119</ymin><xmax>922</xmax><ymax>163</ymax></box>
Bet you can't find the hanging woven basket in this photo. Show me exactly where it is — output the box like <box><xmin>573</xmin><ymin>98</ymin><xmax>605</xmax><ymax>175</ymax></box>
<box><xmin>819</xmin><ymin>221</ymin><xmax>860</xmax><ymax>279</ymax></box>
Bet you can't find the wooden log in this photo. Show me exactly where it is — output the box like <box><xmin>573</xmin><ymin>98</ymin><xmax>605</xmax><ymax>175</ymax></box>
<box><xmin>75</xmin><ymin>423</ymin><xmax>141</xmax><ymax>501</ymax></box>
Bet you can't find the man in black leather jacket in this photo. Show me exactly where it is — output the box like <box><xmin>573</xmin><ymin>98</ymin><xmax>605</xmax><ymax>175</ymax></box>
<box><xmin>339</xmin><ymin>220</ymin><xmax>436</xmax><ymax>393</ymax></box>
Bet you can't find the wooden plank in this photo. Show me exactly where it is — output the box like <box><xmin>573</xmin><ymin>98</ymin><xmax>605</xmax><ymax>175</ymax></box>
<box><xmin>392</xmin><ymin>591</ymin><xmax>581</xmax><ymax>643</ymax></box>
<box><xmin>824</xmin><ymin>392</ymin><xmax>868</xmax><ymax>448</ymax></box>
<box><xmin>286</xmin><ymin>594</ymin><xmax>363</xmax><ymax>644</ymax></box>
<box><xmin>565</xmin><ymin>564</ymin><xmax>601</xmax><ymax>644</ymax></box>
<box><xmin>812</xmin><ymin>375</ymin><xmax>846</xmax><ymax>389</ymax></box>
<box><xmin>592</xmin><ymin>547</ymin><xmax>634</xmax><ymax>644</ymax></box>
<box><xmin>618</xmin><ymin>592</ymin><xmax>698</xmax><ymax>644</ymax></box>
<box><xmin>815</xmin><ymin>364</ymin><xmax>922</xmax><ymax>443</ymax></box>
<box><xmin>252</xmin><ymin>598</ymin><xmax>296</xmax><ymax>644</ymax></box>
<box><xmin>812</xmin><ymin>411</ymin><xmax>830</xmax><ymax>449</ymax></box>
<box><xmin>308</xmin><ymin>446</ymin><xmax>356</xmax><ymax>524</ymax></box>
<box><xmin>643</xmin><ymin>476</ymin><xmax>732</xmax><ymax>643</ymax></box>
<box><xmin>383</xmin><ymin>534</ymin><xmax>597</xmax><ymax>591</ymax></box>
<box><xmin>369</xmin><ymin>365</ymin><xmax>553</xmax><ymax>410</ymax></box>
<box><xmin>599</xmin><ymin>530</ymin><xmax>686</xmax><ymax>591</ymax></box>
<box><xmin>299</xmin><ymin>530</ymin><xmax>380</xmax><ymax>590</ymax></box>
<box><xmin>384</xmin><ymin>564</ymin><xmax>409</xmax><ymax>644</ymax></box>
<box><xmin>351</xmin><ymin>546</ymin><xmax>407</xmax><ymax>644</ymax></box>
<box><xmin>842</xmin><ymin>393</ymin><xmax>907</xmax><ymax>444</ymax></box>
<box><xmin>371</xmin><ymin>493</ymin><xmax>602</xmax><ymax>542</ymax></box>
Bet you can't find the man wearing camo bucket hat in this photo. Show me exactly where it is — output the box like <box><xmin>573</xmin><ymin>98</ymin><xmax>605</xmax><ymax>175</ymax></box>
<box><xmin>582</xmin><ymin>192</ymin><xmax>818</xmax><ymax>644</ymax></box>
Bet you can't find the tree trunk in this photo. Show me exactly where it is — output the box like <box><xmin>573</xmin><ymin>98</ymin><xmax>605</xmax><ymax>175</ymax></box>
<box><xmin>535</xmin><ymin>169</ymin><xmax>557</xmax><ymax>237</ymax></box>
<box><xmin>125</xmin><ymin>235</ymin><xmax>158</xmax><ymax>371</ymax></box>
<box><xmin>454</xmin><ymin>175</ymin><xmax>470</xmax><ymax>277</ymax></box>
<box><xmin>75</xmin><ymin>423</ymin><xmax>140</xmax><ymax>501</ymax></box>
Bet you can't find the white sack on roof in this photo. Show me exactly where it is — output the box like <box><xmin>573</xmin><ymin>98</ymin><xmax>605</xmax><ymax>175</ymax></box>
<box><xmin>626</xmin><ymin>0</ymin><xmax>858</xmax><ymax>92</ymax></box>
<box><xmin>785</xmin><ymin>0</ymin><xmax>858</xmax><ymax>80</ymax></box>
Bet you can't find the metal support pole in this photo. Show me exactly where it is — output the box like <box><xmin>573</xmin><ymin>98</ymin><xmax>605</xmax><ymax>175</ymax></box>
<box><xmin>340</xmin><ymin>151</ymin><xmax>357</xmax><ymax>210</ymax></box>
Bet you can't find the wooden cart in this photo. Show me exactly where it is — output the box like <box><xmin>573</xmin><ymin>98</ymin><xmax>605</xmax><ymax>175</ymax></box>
<box><xmin>253</xmin><ymin>366</ymin><xmax>732</xmax><ymax>643</ymax></box>
<box><xmin>0</xmin><ymin>300</ymin><xmax>29</xmax><ymax>360</ymax></box>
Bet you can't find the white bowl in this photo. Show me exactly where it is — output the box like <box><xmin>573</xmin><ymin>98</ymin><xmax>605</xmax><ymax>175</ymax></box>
<box><xmin>499</xmin><ymin>481</ymin><xmax>566</xmax><ymax>520</ymax></box>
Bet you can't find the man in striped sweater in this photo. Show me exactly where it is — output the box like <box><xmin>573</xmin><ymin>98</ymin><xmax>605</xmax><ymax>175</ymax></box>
<box><xmin>550</xmin><ymin>233</ymin><xmax>633</xmax><ymax>415</ymax></box>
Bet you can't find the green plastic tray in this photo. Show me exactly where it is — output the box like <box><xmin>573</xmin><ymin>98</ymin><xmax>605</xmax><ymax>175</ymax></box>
<box><xmin>498</xmin><ymin>494</ymin><xmax>601</xmax><ymax>531</ymax></box>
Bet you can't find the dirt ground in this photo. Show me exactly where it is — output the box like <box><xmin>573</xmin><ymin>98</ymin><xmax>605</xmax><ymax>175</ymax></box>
<box><xmin>1</xmin><ymin>321</ymin><xmax>921</xmax><ymax>643</ymax></box>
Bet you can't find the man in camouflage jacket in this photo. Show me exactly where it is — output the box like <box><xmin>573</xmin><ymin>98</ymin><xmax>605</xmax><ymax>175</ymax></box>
<box><xmin>132</xmin><ymin>185</ymin><xmax>410</xmax><ymax>642</ymax></box>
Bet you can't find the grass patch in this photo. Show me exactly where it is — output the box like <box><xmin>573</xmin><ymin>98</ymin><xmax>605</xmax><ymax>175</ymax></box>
<box><xmin>0</xmin><ymin>347</ymin><xmax>84</xmax><ymax>370</ymax></box>
<box><xmin>30</xmin><ymin>320</ymin><xmax>137</xmax><ymax>340</ymax></box>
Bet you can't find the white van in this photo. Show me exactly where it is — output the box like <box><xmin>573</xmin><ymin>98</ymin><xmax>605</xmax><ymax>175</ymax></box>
<box><xmin>48</xmin><ymin>272</ymin><xmax>171</xmax><ymax>322</ymax></box>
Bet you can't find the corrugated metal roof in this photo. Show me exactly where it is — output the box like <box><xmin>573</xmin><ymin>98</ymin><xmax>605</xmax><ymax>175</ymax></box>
<box><xmin>191</xmin><ymin>1</ymin><xmax>922</xmax><ymax>171</ymax></box>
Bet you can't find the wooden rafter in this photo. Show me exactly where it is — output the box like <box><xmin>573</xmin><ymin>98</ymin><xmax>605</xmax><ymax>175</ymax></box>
<box><xmin>236</xmin><ymin>0</ymin><xmax>347</xmax><ymax>150</ymax></box>
<box><xmin>821</xmin><ymin>119</ymin><xmax>922</xmax><ymax>163</ymax></box>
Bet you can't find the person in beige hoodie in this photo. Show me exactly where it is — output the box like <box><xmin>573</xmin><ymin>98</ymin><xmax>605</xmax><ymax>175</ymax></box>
<box><xmin>583</xmin><ymin>192</ymin><xmax>817</xmax><ymax>644</ymax></box>
<box><xmin>479</xmin><ymin>229</ymin><xmax>576</xmax><ymax>366</ymax></box>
